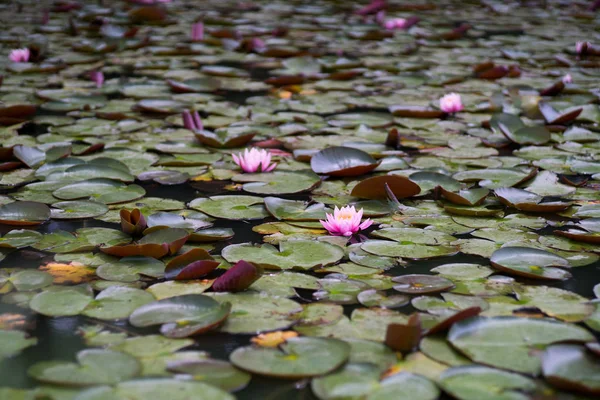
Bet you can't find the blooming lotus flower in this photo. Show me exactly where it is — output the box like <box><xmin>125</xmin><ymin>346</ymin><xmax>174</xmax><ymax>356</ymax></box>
<box><xmin>439</xmin><ymin>93</ymin><xmax>464</xmax><ymax>113</ymax></box>
<box><xmin>562</xmin><ymin>74</ymin><xmax>572</xmax><ymax>84</ymax></box>
<box><xmin>191</xmin><ymin>21</ymin><xmax>204</xmax><ymax>41</ymax></box>
<box><xmin>89</xmin><ymin>71</ymin><xmax>104</xmax><ymax>88</ymax></box>
<box><xmin>232</xmin><ymin>148</ymin><xmax>277</xmax><ymax>173</ymax></box>
<box><xmin>320</xmin><ymin>206</ymin><xmax>373</xmax><ymax>237</ymax></box>
<box><xmin>182</xmin><ymin>110</ymin><xmax>203</xmax><ymax>131</ymax></box>
<box><xmin>384</xmin><ymin>18</ymin><xmax>407</xmax><ymax>30</ymax></box>
<box><xmin>9</xmin><ymin>48</ymin><xmax>30</xmax><ymax>63</ymax></box>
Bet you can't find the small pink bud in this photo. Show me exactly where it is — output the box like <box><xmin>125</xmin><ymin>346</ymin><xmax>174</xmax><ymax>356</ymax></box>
<box><xmin>9</xmin><ymin>48</ymin><xmax>30</xmax><ymax>63</ymax></box>
<box><xmin>89</xmin><ymin>71</ymin><xmax>104</xmax><ymax>88</ymax></box>
<box><xmin>182</xmin><ymin>110</ymin><xmax>203</xmax><ymax>131</ymax></box>
<box><xmin>562</xmin><ymin>74</ymin><xmax>572</xmax><ymax>84</ymax></box>
<box><xmin>191</xmin><ymin>21</ymin><xmax>204</xmax><ymax>41</ymax></box>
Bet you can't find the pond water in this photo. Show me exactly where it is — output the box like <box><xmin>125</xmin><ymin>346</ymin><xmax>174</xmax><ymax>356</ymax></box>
<box><xmin>1</xmin><ymin>0</ymin><xmax>600</xmax><ymax>399</ymax></box>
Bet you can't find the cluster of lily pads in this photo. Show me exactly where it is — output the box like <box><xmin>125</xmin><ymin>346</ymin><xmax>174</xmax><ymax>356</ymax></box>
<box><xmin>1</xmin><ymin>0</ymin><xmax>600</xmax><ymax>399</ymax></box>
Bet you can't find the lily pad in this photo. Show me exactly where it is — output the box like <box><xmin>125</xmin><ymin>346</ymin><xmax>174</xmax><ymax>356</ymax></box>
<box><xmin>28</xmin><ymin>349</ymin><xmax>140</xmax><ymax>386</ymax></box>
<box><xmin>0</xmin><ymin>201</ymin><xmax>50</xmax><ymax>226</ymax></box>
<box><xmin>448</xmin><ymin>316</ymin><xmax>594</xmax><ymax>374</ymax></box>
<box><xmin>129</xmin><ymin>294</ymin><xmax>231</xmax><ymax>338</ymax></box>
<box><xmin>230</xmin><ymin>337</ymin><xmax>350</xmax><ymax>379</ymax></box>
<box><xmin>311</xmin><ymin>146</ymin><xmax>379</xmax><ymax>177</ymax></box>
<box><xmin>490</xmin><ymin>247</ymin><xmax>572</xmax><ymax>280</ymax></box>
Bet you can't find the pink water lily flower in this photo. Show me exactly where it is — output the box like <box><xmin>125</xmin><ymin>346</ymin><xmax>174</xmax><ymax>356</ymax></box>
<box><xmin>439</xmin><ymin>93</ymin><xmax>464</xmax><ymax>113</ymax></box>
<box><xmin>562</xmin><ymin>74</ymin><xmax>572</xmax><ymax>84</ymax></box>
<box><xmin>182</xmin><ymin>110</ymin><xmax>203</xmax><ymax>131</ymax></box>
<box><xmin>233</xmin><ymin>148</ymin><xmax>277</xmax><ymax>173</ymax></box>
<box><xmin>320</xmin><ymin>206</ymin><xmax>373</xmax><ymax>237</ymax></box>
<box><xmin>89</xmin><ymin>71</ymin><xmax>104</xmax><ymax>88</ymax></box>
<box><xmin>9</xmin><ymin>48</ymin><xmax>30</xmax><ymax>63</ymax></box>
<box><xmin>384</xmin><ymin>18</ymin><xmax>407</xmax><ymax>30</ymax></box>
<box><xmin>191</xmin><ymin>21</ymin><xmax>204</xmax><ymax>41</ymax></box>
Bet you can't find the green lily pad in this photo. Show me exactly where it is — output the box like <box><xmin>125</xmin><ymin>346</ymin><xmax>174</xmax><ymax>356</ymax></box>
<box><xmin>28</xmin><ymin>349</ymin><xmax>140</xmax><ymax>386</ymax></box>
<box><xmin>30</xmin><ymin>288</ymin><xmax>93</xmax><ymax>316</ymax></box>
<box><xmin>189</xmin><ymin>195</ymin><xmax>268</xmax><ymax>220</ymax></box>
<box><xmin>82</xmin><ymin>286</ymin><xmax>155</xmax><ymax>320</ymax></box>
<box><xmin>167</xmin><ymin>359</ymin><xmax>251</xmax><ymax>392</ymax></box>
<box><xmin>448</xmin><ymin>316</ymin><xmax>594</xmax><ymax>374</ymax></box>
<box><xmin>50</xmin><ymin>201</ymin><xmax>109</xmax><ymax>220</ymax></box>
<box><xmin>542</xmin><ymin>344</ymin><xmax>600</xmax><ymax>395</ymax></box>
<box><xmin>0</xmin><ymin>201</ymin><xmax>50</xmax><ymax>226</ymax></box>
<box><xmin>230</xmin><ymin>337</ymin><xmax>350</xmax><ymax>379</ymax></box>
<box><xmin>490</xmin><ymin>247</ymin><xmax>571</xmax><ymax>280</ymax></box>
<box><xmin>207</xmin><ymin>292</ymin><xmax>302</xmax><ymax>334</ymax></box>
<box><xmin>129</xmin><ymin>294</ymin><xmax>231</xmax><ymax>338</ymax></box>
<box><xmin>76</xmin><ymin>378</ymin><xmax>235</xmax><ymax>400</ymax></box>
<box><xmin>439</xmin><ymin>365</ymin><xmax>537</xmax><ymax>400</ymax></box>
<box><xmin>222</xmin><ymin>240</ymin><xmax>344</xmax><ymax>270</ymax></box>
<box><xmin>0</xmin><ymin>330</ymin><xmax>37</xmax><ymax>360</ymax></box>
<box><xmin>361</xmin><ymin>240</ymin><xmax>458</xmax><ymax>259</ymax></box>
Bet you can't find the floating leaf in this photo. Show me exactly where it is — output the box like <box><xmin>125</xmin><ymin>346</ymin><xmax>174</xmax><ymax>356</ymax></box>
<box><xmin>0</xmin><ymin>201</ymin><xmax>50</xmax><ymax>226</ymax></box>
<box><xmin>164</xmin><ymin>248</ymin><xmax>218</xmax><ymax>281</ymax></box>
<box><xmin>129</xmin><ymin>294</ymin><xmax>231</xmax><ymax>338</ymax></box>
<box><xmin>351</xmin><ymin>175</ymin><xmax>421</xmax><ymax>200</ymax></box>
<box><xmin>212</xmin><ymin>260</ymin><xmax>263</xmax><ymax>292</ymax></box>
<box><xmin>28</xmin><ymin>349</ymin><xmax>140</xmax><ymax>386</ymax></box>
<box><xmin>311</xmin><ymin>146</ymin><xmax>379</xmax><ymax>177</ymax></box>
<box><xmin>448</xmin><ymin>316</ymin><xmax>594</xmax><ymax>374</ymax></box>
<box><xmin>230</xmin><ymin>337</ymin><xmax>350</xmax><ymax>379</ymax></box>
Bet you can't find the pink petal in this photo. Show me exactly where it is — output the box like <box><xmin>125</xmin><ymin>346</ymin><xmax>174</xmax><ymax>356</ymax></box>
<box><xmin>359</xmin><ymin>219</ymin><xmax>373</xmax><ymax>230</ymax></box>
<box><xmin>191</xmin><ymin>111</ymin><xmax>203</xmax><ymax>131</ymax></box>
<box><xmin>182</xmin><ymin>110</ymin><xmax>194</xmax><ymax>130</ymax></box>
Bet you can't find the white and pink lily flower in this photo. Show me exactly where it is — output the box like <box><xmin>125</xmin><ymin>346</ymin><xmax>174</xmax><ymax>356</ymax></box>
<box><xmin>439</xmin><ymin>93</ymin><xmax>464</xmax><ymax>113</ymax></box>
<box><xmin>9</xmin><ymin>48</ymin><xmax>30</xmax><ymax>63</ymax></box>
<box><xmin>384</xmin><ymin>18</ymin><xmax>407</xmax><ymax>30</ymax></box>
<box><xmin>320</xmin><ymin>206</ymin><xmax>373</xmax><ymax>237</ymax></box>
<box><xmin>232</xmin><ymin>148</ymin><xmax>277</xmax><ymax>173</ymax></box>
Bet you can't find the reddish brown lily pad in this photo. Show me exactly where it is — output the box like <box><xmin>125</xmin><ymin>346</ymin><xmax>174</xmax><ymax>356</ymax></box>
<box><xmin>351</xmin><ymin>175</ymin><xmax>421</xmax><ymax>200</ymax></box>
<box><xmin>165</xmin><ymin>248</ymin><xmax>219</xmax><ymax>280</ymax></box>
<box><xmin>100</xmin><ymin>228</ymin><xmax>189</xmax><ymax>259</ymax></box>
<box><xmin>212</xmin><ymin>260</ymin><xmax>263</xmax><ymax>293</ymax></box>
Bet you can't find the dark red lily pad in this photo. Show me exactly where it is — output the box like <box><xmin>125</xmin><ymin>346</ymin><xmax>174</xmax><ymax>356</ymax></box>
<box><xmin>351</xmin><ymin>175</ymin><xmax>421</xmax><ymax>200</ymax></box>
<box><xmin>100</xmin><ymin>228</ymin><xmax>189</xmax><ymax>259</ymax></box>
<box><xmin>425</xmin><ymin>307</ymin><xmax>483</xmax><ymax>336</ymax></box>
<box><xmin>385</xmin><ymin>313</ymin><xmax>422</xmax><ymax>353</ymax></box>
<box><xmin>212</xmin><ymin>260</ymin><xmax>263</xmax><ymax>293</ymax></box>
<box><xmin>539</xmin><ymin>103</ymin><xmax>583</xmax><ymax>125</ymax></box>
<box><xmin>165</xmin><ymin>248</ymin><xmax>219</xmax><ymax>280</ymax></box>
